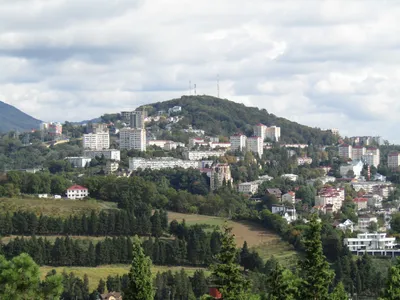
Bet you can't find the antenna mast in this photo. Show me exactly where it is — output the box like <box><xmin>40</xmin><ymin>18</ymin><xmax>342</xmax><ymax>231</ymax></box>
<box><xmin>189</xmin><ymin>80</ymin><xmax>191</xmax><ymax>95</ymax></box>
<box><xmin>217</xmin><ymin>74</ymin><xmax>220</xmax><ymax>98</ymax></box>
<box><xmin>194</xmin><ymin>84</ymin><xmax>197</xmax><ymax>95</ymax></box>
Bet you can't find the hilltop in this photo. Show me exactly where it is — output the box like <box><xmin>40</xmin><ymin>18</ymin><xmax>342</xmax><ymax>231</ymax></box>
<box><xmin>0</xmin><ymin>101</ymin><xmax>41</xmax><ymax>133</ymax></box>
<box><xmin>139</xmin><ymin>95</ymin><xmax>336</xmax><ymax>145</ymax></box>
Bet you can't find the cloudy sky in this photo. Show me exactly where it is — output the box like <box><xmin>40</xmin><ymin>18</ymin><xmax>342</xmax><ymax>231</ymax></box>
<box><xmin>1</xmin><ymin>0</ymin><xmax>399</xmax><ymax>141</ymax></box>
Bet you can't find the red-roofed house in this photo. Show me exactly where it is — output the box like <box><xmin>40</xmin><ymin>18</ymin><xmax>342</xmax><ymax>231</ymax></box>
<box><xmin>67</xmin><ymin>185</ymin><xmax>89</xmax><ymax>200</ymax></box>
<box><xmin>282</xmin><ymin>191</ymin><xmax>296</xmax><ymax>203</ymax></box>
<box><xmin>353</xmin><ymin>198</ymin><xmax>368</xmax><ymax>210</ymax></box>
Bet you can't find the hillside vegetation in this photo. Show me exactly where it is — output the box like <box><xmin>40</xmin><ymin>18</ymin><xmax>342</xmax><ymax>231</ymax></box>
<box><xmin>140</xmin><ymin>95</ymin><xmax>336</xmax><ymax>144</ymax></box>
<box><xmin>0</xmin><ymin>100</ymin><xmax>41</xmax><ymax>133</ymax></box>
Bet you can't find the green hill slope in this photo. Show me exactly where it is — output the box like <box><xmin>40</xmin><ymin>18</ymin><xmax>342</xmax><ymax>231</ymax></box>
<box><xmin>141</xmin><ymin>95</ymin><xmax>336</xmax><ymax>144</ymax></box>
<box><xmin>0</xmin><ymin>101</ymin><xmax>41</xmax><ymax>133</ymax></box>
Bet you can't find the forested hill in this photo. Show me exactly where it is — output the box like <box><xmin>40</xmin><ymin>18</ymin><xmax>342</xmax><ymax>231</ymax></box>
<box><xmin>140</xmin><ymin>95</ymin><xmax>337</xmax><ymax>145</ymax></box>
<box><xmin>0</xmin><ymin>101</ymin><xmax>41</xmax><ymax>133</ymax></box>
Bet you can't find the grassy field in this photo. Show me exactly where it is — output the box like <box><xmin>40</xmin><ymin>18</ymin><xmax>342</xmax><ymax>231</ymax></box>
<box><xmin>0</xmin><ymin>197</ymin><xmax>118</xmax><ymax>217</ymax></box>
<box><xmin>167</xmin><ymin>212</ymin><xmax>297</xmax><ymax>263</ymax></box>
<box><xmin>40</xmin><ymin>265</ymin><xmax>208</xmax><ymax>290</ymax></box>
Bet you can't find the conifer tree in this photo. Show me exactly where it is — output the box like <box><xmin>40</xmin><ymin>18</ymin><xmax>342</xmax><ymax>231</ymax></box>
<box><xmin>124</xmin><ymin>236</ymin><xmax>154</xmax><ymax>300</ymax></box>
<box><xmin>298</xmin><ymin>213</ymin><xmax>334</xmax><ymax>300</ymax></box>
<box><xmin>379</xmin><ymin>258</ymin><xmax>400</xmax><ymax>300</ymax></box>
<box><xmin>330</xmin><ymin>282</ymin><xmax>348</xmax><ymax>300</ymax></box>
<box><xmin>210</xmin><ymin>223</ymin><xmax>251</xmax><ymax>300</ymax></box>
<box><xmin>266</xmin><ymin>262</ymin><xmax>298</xmax><ymax>300</ymax></box>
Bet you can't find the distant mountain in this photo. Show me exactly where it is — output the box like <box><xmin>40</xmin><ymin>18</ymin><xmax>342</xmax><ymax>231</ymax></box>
<box><xmin>0</xmin><ymin>101</ymin><xmax>42</xmax><ymax>133</ymax></box>
<box><xmin>139</xmin><ymin>95</ymin><xmax>337</xmax><ymax>145</ymax></box>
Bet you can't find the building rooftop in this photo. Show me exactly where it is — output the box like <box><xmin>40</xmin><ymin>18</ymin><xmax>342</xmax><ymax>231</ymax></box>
<box><xmin>67</xmin><ymin>185</ymin><xmax>88</xmax><ymax>191</ymax></box>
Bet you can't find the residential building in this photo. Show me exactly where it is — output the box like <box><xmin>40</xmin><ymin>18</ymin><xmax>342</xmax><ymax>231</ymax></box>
<box><xmin>281</xmin><ymin>144</ymin><xmax>308</xmax><ymax>149</ymax></box>
<box><xmin>265</xmin><ymin>188</ymin><xmax>282</xmax><ymax>201</ymax></box>
<box><xmin>183</xmin><ymin>150</ymin><xmax>226</xmax><ymax>160</ymax></box>
<box><xmin>315</xmin><ymin>187</ymin><xmax>345</xmax><ymax>213</ymax></box>
<box><xmin>83</xmin><ymin>132</ymin><xmax>110</xmax><ymax>150</ymax></box>
<box><xmin>282</xmin><ymin>191</ymin><xmax>296</xmax><ymax>203</ymax></box>
<box><xmin>168</xmin><ymin>106</ymin><xmax>182</xmax><ymax>114</ymax></box>
<box><xmin>130</xmin><ymin>110</ymin><xmax>147</xmax><ymax>129</ymax></box>
<box><xmin>281</xmin><ymin>174</ymin><xmax>298</xmax><ymax>181</ymax></box>
<box><xmin>66</xmin><ymin>185</ymin><xmax>89</xmax><ymax>200</ymax></box>
<box><xmin>344</xmin><ymin>232</ymin><xmax>395</xmax><ymax>251</ymax></box>
<box><xmin>210</xmin><ymin>163</ymin><xmax>233</xmax><ymax>191</ymax></box>
<box><xmin>271</xmin><ymin>205</ymin><xmax>297</xmax><ymax>223</ymax></box>
<box><xmin>363</xmin><ymin>147</ymin><xmax>380</xmax><ymax>167</ymax></box>
<box><xmin>164</xmin><ymin>141</ymin><xmax>184</xmax><ymax>150</ymax></box>
<box><xmin>83</xmin><ymin>149</ymin><xmax>121</xmax><ymax>161</ymax></box>
<box><xmin>105</xmin><ymin>161</ymin><xmax>119</xmax><ymax>174</ymax></box>
<box><xmin>364</xmin><ymin>193</ymin><xmax>384</xmax><ymax>208</ymax></box>
<box><xmin>41</xmin><ymin>122</ymin><xmax>63</xmax><ymax>136</ymax></box>
<box><xmin>339</xmin><ymin>160</ymin><xmax>364</xmax><ymax>178</ymax></box>
<box><xmin>306</xmin><ymin>176</ymin><xmax>336</xmax><ymax>186</ymax></box>
<box><xmin>147</xmin><ymin>140</ymin><xmax>169</xmax><ymax>148</ymax></box>
<box><xmin>189</xmin><ymin>138</ymin><xmax>207</xmax><ymax>149</ymax></box>
<box><xmin>265</xmin><ymin>126</ymin><xmax>281</xmax><ymax>142</ymax></box>
<box><xmin>372</xmin><ymin>184</ymin><xmax>395</xmax><ymax>199</ymax></box>
<box><xmin>388</xmin><ymin>152</ymin><xmax>400</xmax><ymax>170</ymax></box>
<box><xmin>297</xmin><ymin>157</ymin><xmax>313</xmax><ymax>165</ymax></box>
<box><xmin>246</xmin><ymin>136</ymin><xmax>263</xmax><ymax>157</ymax></box>
<box><xmin>129</xmin><ymin>157</ymin><xmax>200</xmax><ymax>171</ymax></box>
<box><xmin>349</xmin><ymin>136</ymin><xmax>381</xmax><ymax>146</ymax></box>
<box><xmin>88</xmin><ymin>123</ymin><xmax>108</xmax><ymax>134</ymax></box>
<box><xmin>336</xmin><ymin>219</ymin><xmax>354</xmax><ymax>232</ymax></box>
<box><xmin>238</xmin><ymin>182</ymin><xmax>260</xmax><ymax>194</ymax></box>
<box><xmin>100</xmin><ymin>292</ymin><xmax>122</xmax><ymax>300</ymax></box>
<box><xmin>209</xmin><ymin>137</ymin><xmax>219</xmax><ymax>143</ymax></box>
<box><xmin>119</xmin><ymin>128</ymin><xmax>146</xmax><ymax>151</ymax></box>
<box><xmin>209</xmin><ymin>142</ymin><xmax>231</xmax><ymax>150</ymax></box>
<box><xmin>230</xmin><ymin>134</ymin><xmax>247</xmax><ymax>151</ymax></box>
<box><xmin>253</xmin><ymin>124</ymin><xmax>267</xmax><ymax>141</ymax></box>
<box><xmin>357</xmin><ymin>215</ymin><xmax>378</xmax><ymax>232</ymax></box>
<box><xmin>353</xmin><ymin>198</ymin><xmax>368</xmax><ymax>210</ymax></box>
<box><xmin>65</xmin><ymin>157</ymin><xmax>92</xmax><ymax>168</ymax></box>
<box><xmin>338</xmin><ymin>144</ymin><xmax>352</xmax><ymax>159</ymax></box>
<box><xmin>352</xmin><ymin>146</ymin><xmax>366</xmax><ymax>161</ymax></box>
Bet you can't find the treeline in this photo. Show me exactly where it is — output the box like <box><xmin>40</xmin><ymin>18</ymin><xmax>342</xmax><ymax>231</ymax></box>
<box><xmin>0</xmin><ymin>208</ymin><xmax>168</xmax><ymax>237</ymax></box>
<box><xmin>54</xmin><ymin>268</ymin><xmax>208</xmax><ymax>300</ymax></box>
<box><xmin>1</xmin><ymin>224</ymin><xmax>222</xmax><ymax>267</ymax></box>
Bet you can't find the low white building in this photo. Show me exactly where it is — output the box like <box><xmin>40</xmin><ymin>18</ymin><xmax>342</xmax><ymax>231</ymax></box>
<box><xmin>209</xmin><ymin>142</ymin><xmax>231</xmax><ymax>150</ymax></box>
<box><xmin>65</xmin><ymin>157</ymin><xmax>92</xmax><ymax>168</ymax></box>
<box><xmin>83</xmin><ymin>149</ymin><xmax>121</xmax><ymax>161</ymax></box>
<box><xmin>66</xmin><ymin>185</ymin><xmax>89</xmax><ymax>200</ymax></box>
<box><xmin>105</xmin><ymin>161</ymin><xmax>119</xmax><ymax>174</ymax></box>
<box><xmin>297</xmin><ymin>157</ymin><xmax>313</xmax><ymax>165</ymax></box>
<box><xmin>344</xmin><ymin>232</ymin><xmax>396</xmax><ymax>251</ymax></box>
<box><xmin>238</xmin><ymin>182</ymin><xmax>260</xmax><ymax>194</ymax></box>
<box><xmin>306</xmin><ymin>176</ymin><xmax>336</xmax><ymax>186</ymax></box>
<box><xmin>340</xmin><ymin>160</ymin><xmax>364</xmax><ymax>178</ymax></box>
<box><xmin>183</xmin><ymin>150</ymin><xmax>226</xmax><ymax>160</ymax></box>
<box><xmin>271</xmin><ymin>205</ymin><xmax>297</xmax><ymax>223</ymax></box>
<box><xmin>357</xmin><ymin>215</ymin><xmax>378</xmax><ymax>232</ymax></box>
<box><xmin>168</xmin><ymin>106</ymin><xmax>182</xmax><ymax>114</ymax></box>
<box><xmin>281</xmin><ymin>174</ymin><xmax>298</xmax><ymax>181</ymax></box>
<box><xmin>364</xmin><ymin>193</ymin><xmax>384</xmax><ymax>208</ymax></box>
<box><xmin>129</xmin><ymin>157</ymin><xmax>201</xmax><ymax>171</ymax></box>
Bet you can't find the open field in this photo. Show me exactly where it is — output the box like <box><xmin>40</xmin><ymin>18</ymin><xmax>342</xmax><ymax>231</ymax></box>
<box><xmin>0</xmin><ymin>197</ymin><xmax>118</xmax><ymax>217</ymax></box>
<box><xmin>167</xmin><ymin>212</ymin><xmax>297</xmax><ymax>263</ymax></box>
<box><xmin>40</xmin><ymin>265</ymin><xmax>208</xmax><ymax>290</ymax></box>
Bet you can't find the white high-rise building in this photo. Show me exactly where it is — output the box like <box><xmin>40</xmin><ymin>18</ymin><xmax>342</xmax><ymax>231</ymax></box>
<box><xmin>230</xmin><ymin>134</ymin><xmax>247</xmax><ymax>151</ymax></box>
<box><xmin>246</xmin><ymin>136</ymin><xmax>263</xmax><ymax>157</ymax></box>
<box><xmin>363</xmin><ymin>147</ymin><xmax>380</xmax><ymax>167</ymax></box>
<box><xmin>210</xmin><ymin>163</ymin><xmax>233</xmax><ymax>190</ymax></box>
<box><xmin>352</xmin><ymin>146</ymin><xmax>366</xmax><ymax>161</ymax></box>
<box><xmin>119</xmin><ymin>128</ymin><xmax>146</xmax><ymax>151</ymax></box>
<box><xmin>83</xmin><ymin>149</ymin><xmax>121</xmax><ymax>161</ymax></box>
<box><xmin>253</xmin><ymin>124</ymin><xmax>267</xmax><ymax>141</ymax></box>
<box><xmin>265</xmin><ymin>126</ymin><xmax>281</xmax><ymax>142</ymax></box>
<box><xmin>388</xmin><ymin>152</ymin><xmax>400</xmax><ymax>170</ymax></box>
<box><xmin>338</xmin><ymin>144</ymin><xmax>352</xmax><ymax>159</ymax></box>
<box><xmin>83</xmin><ymin>133</ymin><xmax>110</xmax><ymax>150</ymax></box>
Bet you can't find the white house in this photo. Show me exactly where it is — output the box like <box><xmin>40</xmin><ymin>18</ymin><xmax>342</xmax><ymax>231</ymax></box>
<box><xmin>281</xmin><ymin>174</ymin><xmax>298</xmax><ymax>181</ymax></box>
<box><xmin>336</xmin><ymin>219</ymin><xmax>354</xmax><ymax>232</ymax></box>
<box><xmin>65</xmin><ymin>157</ymin><xmax>92</xmax><ymax>168</ymax></box>
<box><xmin>344</xmin><ymin>232</ymin><xmax>396</xmax><ymax>251</ymax></box>
<box><xmin>282</xmin><ymin>191</ymin><xmax>296</xmax><ymax>203</ymax></box>
<box><xmin>238</xmin><ymin>182</ymin><xmax>260</xmax><ymax>194</ymax></box>
<box><xmin>66</xmin><ymin>185</ymin><xmax>89</xmax><ymax>200</ymax></box>
<box><xmin>357</xmin><ymin>215</ymin><xmax>378</xmax><ymax>232</ymax></box>
<box><xmin>168</xmin><ymin>106</ymin><xmax>182</xmax><ymax>114</ymax></box>
<box><xmin>271</xmin><ymin>204</ymin><xmax>297</xmax><ymax>223</ymax></box>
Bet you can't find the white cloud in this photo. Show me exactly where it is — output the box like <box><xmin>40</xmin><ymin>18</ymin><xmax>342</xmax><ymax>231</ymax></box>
<box><xmin>0</xmin><ymin>0</ymin><xmax>400</xmax><ymax>142</ymax></box>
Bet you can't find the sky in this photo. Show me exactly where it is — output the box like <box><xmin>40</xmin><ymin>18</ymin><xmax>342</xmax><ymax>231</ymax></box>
<box><xmin>0</xmin><ymin>0</ymin><xmax>400</xmax><ymax>142</ymax></box>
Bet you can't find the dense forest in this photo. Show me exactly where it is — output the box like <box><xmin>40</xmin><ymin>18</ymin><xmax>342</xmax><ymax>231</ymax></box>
<box><xmin>139</xmin><ymin>95</ymin><xmax>338</xmax><ymax>145</ymax></box>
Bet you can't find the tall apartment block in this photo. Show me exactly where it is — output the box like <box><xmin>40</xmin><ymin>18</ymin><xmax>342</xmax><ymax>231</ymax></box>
<box><xmin>119</xmin><ymin>128</ymin><xmax>146</xmax><ymax>151</ymax></box>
